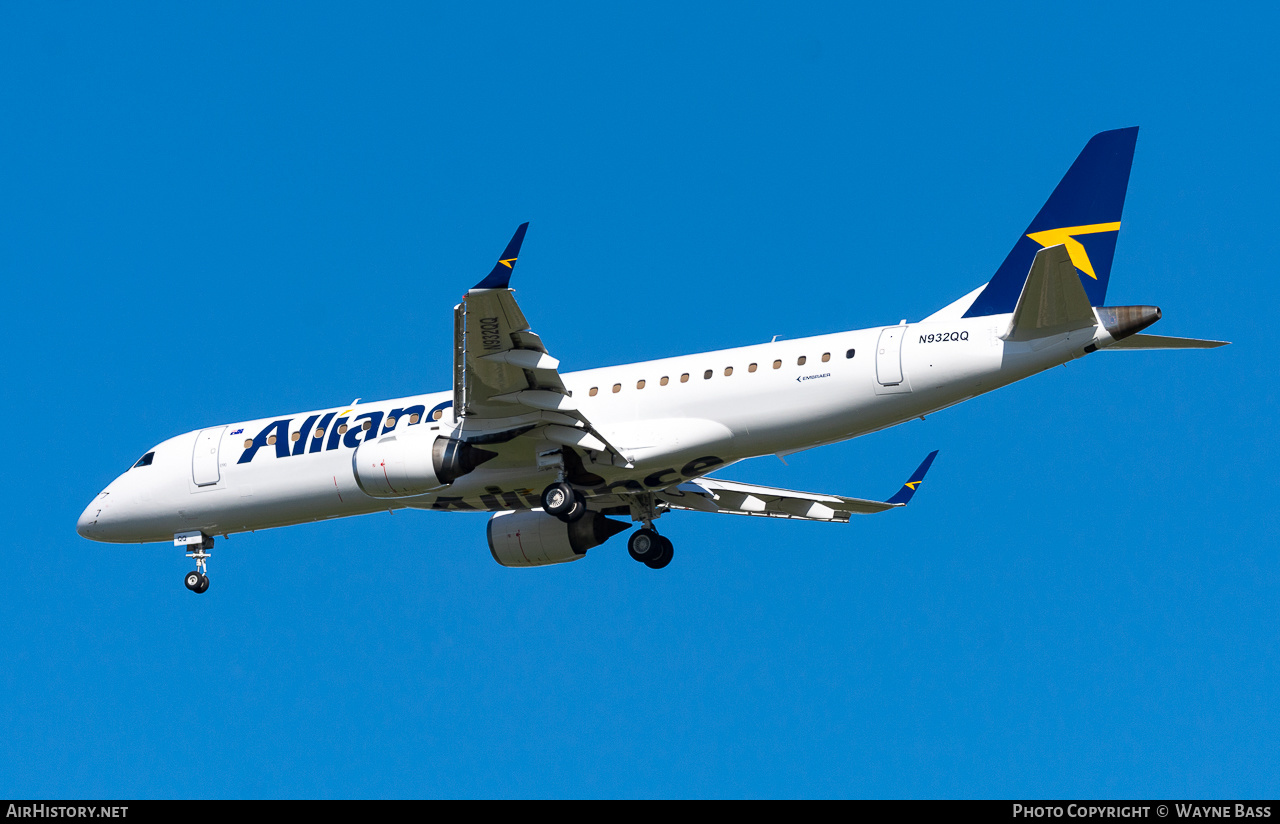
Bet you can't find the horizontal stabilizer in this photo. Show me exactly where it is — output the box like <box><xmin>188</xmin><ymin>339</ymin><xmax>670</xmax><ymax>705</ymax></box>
<box><xmin>1004</xmin><ymin>245</ymin><xmax>1097</xmax><ymax>341</ymax></box>
<box><xmin>1104</xmin><ymin>334</ymin><xmax>1230</xmax><ymax>350</ymax></box>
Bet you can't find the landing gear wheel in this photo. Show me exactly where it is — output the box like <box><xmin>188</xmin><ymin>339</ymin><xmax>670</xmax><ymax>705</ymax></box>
<box><xmin>557</xmin><ymin>491</ymin><xmax>587</xmax><ymax>523</ymax></box>
<box><xmin>541</xmin><ymin>482</ymin><xmax>577</xmax><ymax>517</ymax></box>
<box><xmin>628</xmin><ymin>528</ymin><xmax>662</xmax><ymax>563</ymax></box>
<box><xmin>644</xmin><ymin>536</ymin><xmax>674</xmax><ymax>569</ymax></box>
<box><xmin>182</xmin><ymin>534</ymin><xmax>213</xmax><ymax>593</ymax></box>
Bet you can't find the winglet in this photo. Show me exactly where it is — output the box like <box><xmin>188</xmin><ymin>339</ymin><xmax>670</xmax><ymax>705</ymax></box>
<box><xmin>885</xmin><ymin>450</ymin><xmax>939</xmax><ymax>506</ymax></box>
<box><xmin>472</xmin><ymin>223</ymin><xmax>530</xmax><ymax>290</ymax></box>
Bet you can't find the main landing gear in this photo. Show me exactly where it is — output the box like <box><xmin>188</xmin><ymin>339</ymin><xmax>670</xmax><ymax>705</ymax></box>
<box><xmin>541</xmin><ymin>481</ymin><xmax>587</xmax><ymax>524</ymax></box>
<box><xmin>620</xmin><ymin>492</ymin><xmax>674</xmax><ymax>570</ymax></box>
<box><xmin>183</xmin><ymin>535</ymin><xmax>213</xmax><ymax>594</ymax></box>
<box><xmin>628</xmin><ymin>528</ymin><xmax>673</xmax><ymax>569</ymax></box>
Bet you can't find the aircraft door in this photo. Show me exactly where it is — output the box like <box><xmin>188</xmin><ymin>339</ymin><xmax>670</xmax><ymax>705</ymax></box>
<box><xmin>192</xmin><ymin>427</ymin><xmax>225</xmax><ymax>487</ymax></box>
<box><xmin>876</xmin><ymin>327</ymin><xmax>905</xmax><ymax>386</ymax></box>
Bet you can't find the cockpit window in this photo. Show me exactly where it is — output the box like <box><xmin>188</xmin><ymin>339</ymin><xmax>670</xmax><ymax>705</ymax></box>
<box><xmin>132</xmin><ymin>451</ymin><xmax>155</xmax><ymax>469</ymax></box>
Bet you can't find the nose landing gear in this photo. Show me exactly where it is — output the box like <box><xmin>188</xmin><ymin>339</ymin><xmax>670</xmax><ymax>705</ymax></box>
<box><xmin>179</xmin><ymin>533</ymin><xmax>214</xmax><ymax>594</ymax></box>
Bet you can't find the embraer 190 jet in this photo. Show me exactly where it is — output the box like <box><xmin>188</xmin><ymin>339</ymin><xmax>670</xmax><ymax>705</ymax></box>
<box><xmin>77</xmin><ymin>128</ymin><xmax>1226</xmax><ymax>592</ymax></box>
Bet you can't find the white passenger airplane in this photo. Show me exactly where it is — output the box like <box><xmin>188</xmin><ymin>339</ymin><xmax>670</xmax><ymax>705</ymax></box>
<box><xmin>77</xmin><ymin>128</ymin><xmax>1226</xmax><ymax>592</ymax></box>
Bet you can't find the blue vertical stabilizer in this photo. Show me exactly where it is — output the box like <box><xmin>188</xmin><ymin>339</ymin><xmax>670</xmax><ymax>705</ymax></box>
<box><xmin>963</xmin><ymin>128</ymin><xmax>1138</xmax><ymax>317</ymax></box>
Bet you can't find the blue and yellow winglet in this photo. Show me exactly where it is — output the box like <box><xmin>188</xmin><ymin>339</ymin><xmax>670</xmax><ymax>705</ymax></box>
<box><xmin>472</xmin><ymin>222</ymin><xmax>530</xmax><ymax>290</ymax></box>
<box><xmin>885</xmin><ymin>450</ymin><xmax>940</xmax><ymax>506</ymax></box>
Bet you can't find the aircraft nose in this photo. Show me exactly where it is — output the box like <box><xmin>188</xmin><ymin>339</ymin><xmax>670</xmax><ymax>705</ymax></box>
<box><xmin>76</xmin><ymin>495</ymin><xmax>108</xmax><ymax>540</ymax></box>
<box><xmin>76</xmin><ymin>506</ymin><xmax>94</xmax><ymax>539</ymax></box>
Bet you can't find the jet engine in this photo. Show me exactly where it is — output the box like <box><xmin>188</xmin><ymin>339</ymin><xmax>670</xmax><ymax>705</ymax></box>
<box><xmin>352</xmin><ymin>426</ymin><xmax>496</xmax><ymax>498</ymax></box>
<box><xmin>488</xmin><ymin>509</ymin><xmax>630</xmax><ymax>567</ymax></box>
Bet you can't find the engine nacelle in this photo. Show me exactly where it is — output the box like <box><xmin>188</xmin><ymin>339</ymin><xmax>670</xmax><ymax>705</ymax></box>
<box><xmin>352</xmin><ymin>426</ymin><xmax>496</xmax><ymax>498</ymax></box>
<box><xmin>487</xmin><ymin>509</ymin><xmax>630</xmax><ymax>567</ymax></box>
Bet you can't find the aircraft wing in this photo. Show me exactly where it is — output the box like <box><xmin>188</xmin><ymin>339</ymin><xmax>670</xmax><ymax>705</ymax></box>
<box><xmin>455</xmin><ymin>225</ymin><xmax>626</xmax><ymax>461</ymax></box>
<box><xmin>656</xmin><ymin>451</ymin><xmax>939</xmax><ymax>522</ymax></box>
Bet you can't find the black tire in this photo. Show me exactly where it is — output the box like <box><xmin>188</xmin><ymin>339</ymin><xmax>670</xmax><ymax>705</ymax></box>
<box><xmin>541</xmin><ymin>482</ymin><xmax>576</xmax><ymax>517</ymax></box>
<box><xmin>628</xmin><ymin>528</ymin><xmax>661</xmax><ymax>562</ymax></box>
<box><xmin>184</xmin><ymin>571</ymin><xmax>202</xmax><ymax>591</ymax></box>
<box><xmin>194</xmin><ymin>575</ymin><xmax>210</xmax><ymax>594</ymax></box>
<box><xmin>558</xmin><ymin>493</ymin><xmax>587</xmax><ymax>523</ymax></box>
<box><xmin>645</xmin><ymin>536</ymin><xmax>674</xmax><ymax>569</ymax></box>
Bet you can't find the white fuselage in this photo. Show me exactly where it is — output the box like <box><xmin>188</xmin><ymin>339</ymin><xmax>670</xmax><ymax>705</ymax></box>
<box><xmin>76</xmin><ymin>313</ymin><xmax>1100</xmax><ymax>544</ymax></box>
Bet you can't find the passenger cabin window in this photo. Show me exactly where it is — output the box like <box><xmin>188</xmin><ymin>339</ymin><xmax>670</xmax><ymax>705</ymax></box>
<box><xmin>822</xmin><ymin>352</ymin><xmax>831</xmax><ymax>362</ymax></box>
<box><xmin>612</xmin><ymin>383</ymin><xmax>621</xmax><ymax>393</ymax></box>
<box><xmin>748</xmin><ymin>363</ymin><xmax>757</xmax><ymax>373</ymax></box>
<box><xmin>637</xmin><ymin>379</ymin><xmax>646</xmax><ymax>389</ymax></box>
<box><xmin>244</xmin><ymin>439</ymin><xmax>254</xmax><ymax>449</ymax></box>
<box><xmin>267</xmin><ymin>434</ymin><xmax>278</xmax><ymax>445</ymax></box>
<box><xmin>314</xmin><ymin>427</ymin><xmax>325</xmax><ymax>439</ymax></box>
<box><xmin>409</xmin><ymin>413</ymin><xmax>420</xmax><ymax>424</ymax></box>
<box><xmin>797</xmin><ymin>356</ymin><xmax>807</xmax><ymax>366</ymax></box>
<box><xmin>772</xmin><ymin>360</ymin><xmax>781</xmax><ymax>369</ymax></box>
<box><xmin>660</xmin><ymin>376</ymin><xmax>669</xmax><ymax>386</ymax></box>
<box><xmin>431</xmin><ymin>409</ymin><xmax>443</xmax><ymax>421</ymax></box>
<box><xmin>291</xmin><ymin>431</ymin><xmax>301</xmax><ymax>441</ymax></box>
<box><xmin>680</xmin><ymin>373</ymin><xmax>690</xmax><ymax>383</ymax></box>
<box><xmin>337</xmin><ymin>425</ymin><xmax>347</xmax><ymax>435</ymax></box>
<box><xmin>703</xmin><ymin>370</ymin><xmax>712</xmax><ymax>380</ymax></box>
<box><xmin>846</xmin><ymin>349</ymin><xmax>855</xmax><ymax>359</ymax></box>
<box><xmin>589</xmin><ymin>387</ymin><xmax>598</xmax><ymax>397</ymax></box>
<box><xmin>132</xmin><ymin>451</ymin><xmax>155</xmax><ymax>469</ymax></box>
<box><xmin>724</xmin><ymin>366</ymin><xmax>733</xmax><ymax>376</ymax></box>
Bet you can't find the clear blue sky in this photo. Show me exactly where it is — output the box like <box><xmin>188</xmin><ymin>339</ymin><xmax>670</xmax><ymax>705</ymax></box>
<box><xmin>2</xmin><ymin>2</ymin><xmax>1276</xmax><ymax>799</ymax></box>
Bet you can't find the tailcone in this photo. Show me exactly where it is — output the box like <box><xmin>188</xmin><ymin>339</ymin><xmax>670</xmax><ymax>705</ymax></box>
<box><xmin>1096</xmin><ymin>305</ymin><xmax>1162</xmax><ymax>342</ymax></box>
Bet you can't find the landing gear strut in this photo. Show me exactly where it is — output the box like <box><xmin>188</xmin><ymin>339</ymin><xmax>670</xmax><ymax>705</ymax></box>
<box><xmin>622</xmin><ymin>493</ymin><xmax>674</xmax><ymax>569</ymax></box>
<box><xmin>183</xmin><ymin>535</ymin><xmax>213</xmax><ymax>594</ymax></box>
